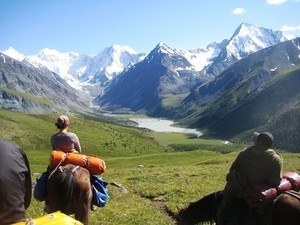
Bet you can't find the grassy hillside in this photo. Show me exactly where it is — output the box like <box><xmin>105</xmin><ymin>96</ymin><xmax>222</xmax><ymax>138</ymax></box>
<box><xmin>0</xmin><ymin>110</ymin><xmax>167</xmax><ymax>153</ymax></box>
<box><xmin>173</xmin><ymin>38</ymin><xmax>300</xmax><ymax>152</ymax></box>
<box><xmin>1</xmin><ymin>109</ymin><xmax>299</xmax><ymax>224</ymax></box>
<box><xmin>178</xmin><ymin>64</ymin><xmax>300</xmax><ymax>152</ymax></box>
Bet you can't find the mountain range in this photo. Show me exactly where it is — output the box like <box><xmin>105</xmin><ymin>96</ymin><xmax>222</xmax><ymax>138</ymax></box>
<box><xmin>1</xmin><ymin>22</ymin><xmax>300</xmax><ymax>151</ymax></box>
<box><xmin>0</xmin><ymin>52</ymin><xmax>91</xmax><ymax>114</ymax></box>
<box><xmin>96</xmin><ymin>23</ymin><xmax>293</xmax><ymax>114</ymax></box>
<box><xmin>180</xmin><ymin>38</ymin><xmax>300</xmax><ymax>138</ymax></box>
<box><xmin>3</xmin><ymin>45</ymin><xmax>145</xmax><ymax>90</ymax></box>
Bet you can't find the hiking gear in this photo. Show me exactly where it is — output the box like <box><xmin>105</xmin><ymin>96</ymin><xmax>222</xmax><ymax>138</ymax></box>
<box><xmin>12</xmin><ymin>211</ymin><xmax>83</xmax><ymax>225</ymax></box>
<box><xmin>49</xmin><ymin>150</ymin><xmax>106</xmax><ymax>175</ymax></box>
<box><xmin>244</xmin><ymin>171</ymin><xmax>300</xmax><ymax>208</ymax></box>
<box><xmin>91</xmin><ymin>175</ymin><xmax>109</xmax><ymax>207</ymax></box>
<box><xmin>244</xmin><ymin>184</ymin><xmax>277</xmax><ymax>208</ymax></box>
<box><xmin>34</xmin><ymin>171</ymin><xmax>49</xmax><ymax>201</ymax></box>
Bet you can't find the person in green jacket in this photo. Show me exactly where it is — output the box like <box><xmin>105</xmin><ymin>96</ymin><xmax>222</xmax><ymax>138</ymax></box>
<box><xmin>217</xmin><ymin>132</ymin><xmax>283</xmax><ymax>225</ymax></box>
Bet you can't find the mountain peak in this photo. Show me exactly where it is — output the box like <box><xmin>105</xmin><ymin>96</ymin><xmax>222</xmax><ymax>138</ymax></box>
<box><xmin>232</xmin><ymin>22</ymin><xmax>261</xmax><ymax>38</ymax></box>
<box><xmin>153</xmin><ymin>42</ymin><xmax>174</xmax><ymax>55</ymax></box>
<box><xmin>106</xmin><ymin>44</ymin><xmax>138</xmax><ymax>55</ymax></box>
<box><xmin>239</xmin><ymin>22</ymin><xmax>256</xmax><ymax>28</ymax></box>
<box><xmin>225</xmin><ymin>22</ymin><xmax>290</xmax><ymax>60</ymax></box>
<box><xmin>1</xmin><ymin>47</ymin><xmax>25</xmax><ymax>61</ymax></box>
<box><xmin>37</xmin><ymin>48</ymin><xmax>61</xmax><ymax>56</ymax></box>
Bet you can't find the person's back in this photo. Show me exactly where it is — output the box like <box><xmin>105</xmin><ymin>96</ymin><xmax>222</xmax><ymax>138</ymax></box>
<box><xmin>0</xmin><ymin>138</ymin><xmax>32</xmax><ymax>224</ymax></box>
<box><xmin>35</xmin><ymin>115</ymin><xmax>81</xmax><ymax>202</ymax></box>
<box><xmin>227</xmin><ymin>144</ymin><xmax>282</xmax><ymax>198</ymax></box>
<box><xmin>51</xmin><ymin>132</ymin><xmax>81</xmax><ymax>153</ymax></box>
<box><xmin>51</xmin><ymin>115</ymin><xmax>81</xmax><ymax>153</ymax></box>
<box><xmin>217</xmin><ymin>132</ymin><xmax>283</xmax><ymax>225</ymax></box>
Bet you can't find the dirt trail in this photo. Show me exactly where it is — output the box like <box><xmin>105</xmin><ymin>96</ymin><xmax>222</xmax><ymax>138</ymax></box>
<box><xmin>151</xmin><ymin>198</ymin><xmax>178</xmax><ymax>225</ymax></box>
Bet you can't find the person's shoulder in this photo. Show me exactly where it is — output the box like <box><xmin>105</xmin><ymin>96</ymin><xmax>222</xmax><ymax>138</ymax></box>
<box><xmin>242</xmin><ymin>146</ymin><xmax>255</xmax><ymax>154</ymax></box>
<box><xmin>266</xmin><ymin>148</ymin><xmax>279</xmax><ymax>155</ymax></box>
<box><xmin>0</xmin><ymin>138</ymin><xmax>25</xmax><ymax>155</ymax></box>
<box><xmin>51</xmin><ymin>132</ymin><xmax>60</xmax><ymax>137</ymax></box>
<box><xmin>67</xmin><ymin>132</ymin><xmax>78</xmax><ymax>138</ymax></box>
<box><xmin>0</xmin><ymin>138</ymin><xmax>20</xmax><ymax>148</ymax></box>
<box><xmin>266</xmin><ymin>149</ymin><xmax>282</xmax><ymax>161</ymax></box>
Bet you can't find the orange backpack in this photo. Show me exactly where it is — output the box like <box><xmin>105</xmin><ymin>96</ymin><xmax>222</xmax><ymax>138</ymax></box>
<box><xmin>49</xmin><ymin>150</ymin><xmax>106</xmax><ymax>175</ymax></box>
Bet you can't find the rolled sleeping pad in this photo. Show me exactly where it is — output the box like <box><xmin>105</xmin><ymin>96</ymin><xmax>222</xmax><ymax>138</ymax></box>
<box><xmin>49</xmin><ymin>150</ymin><xmax>106</xmax><ymax>175</ymax></box>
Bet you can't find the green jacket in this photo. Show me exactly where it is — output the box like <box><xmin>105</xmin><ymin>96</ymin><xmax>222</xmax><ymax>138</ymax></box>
<box><xmin>225</xmin><ymin>145</ymin><xmax>282</xmax><ymax>198</ymax></box>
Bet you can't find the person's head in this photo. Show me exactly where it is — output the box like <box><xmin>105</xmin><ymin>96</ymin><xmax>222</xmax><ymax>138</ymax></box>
<box><xmin>254</xmin><ymin>132</ymin><xmax>274</xmax><ymax>148</ymax></box>
<box><xmin>251</xmin><ymin>132</ymin><xmax>259</xmax><ymax>143</ymax></box>
<box><xmin>55</xmin><ymin>115</ymin><xmax>69</xmax><ymax>130</ymax></box>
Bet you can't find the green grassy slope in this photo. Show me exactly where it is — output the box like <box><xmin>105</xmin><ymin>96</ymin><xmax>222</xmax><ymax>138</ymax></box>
<box><xmin>0</xmin><ymin>110</ymin><xmax>169</xmax><ymax>171</ymax></box>
<box><xmin>1</xmin><ymin>109</ymin><xmax>299</xmax><ymax>224</ymax></box>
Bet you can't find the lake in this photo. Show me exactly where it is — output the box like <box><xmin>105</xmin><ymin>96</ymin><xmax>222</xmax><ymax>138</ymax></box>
<box><xmin>130</xmin><ymin>118</ymin><xmax>203</xmax><ymax>137</ymax></box>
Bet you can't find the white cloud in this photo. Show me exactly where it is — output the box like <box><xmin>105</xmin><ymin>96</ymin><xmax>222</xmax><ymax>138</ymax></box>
<box><xmin>266</xmin><ymin>0</ymin><xmax>288</xmax><ymax>5</ymax></box>
<box><xmin>281</xmin><ymin>24</ymin><xmax>300</xmax><ymax>31</ymax></box>
<box><xmin>232</xmin><ymin>8</ymin><xmax>247</xmax><ymax>15</ymax></box>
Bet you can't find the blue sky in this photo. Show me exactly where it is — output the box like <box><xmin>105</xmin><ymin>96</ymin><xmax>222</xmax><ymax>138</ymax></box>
<box><xmin>1</xmin><ymin>0</ymin><xmax>299</xmax><ymax>55</ymax></box>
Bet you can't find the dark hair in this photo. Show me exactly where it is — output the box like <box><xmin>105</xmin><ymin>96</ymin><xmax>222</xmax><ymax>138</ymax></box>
<box><xmin>257</xmin><ymin>132</ymin><xmax>274</xmax><ymax>148</ymax></box>
<box><xmin>55</xmin><ymin>115</ymin><xmax>69</xmax><ymax>130</ymax></box>
<box><xmin>55</xmin><ymin>121</ymin><xmax>68</xmax><ymax>129</ymax></box>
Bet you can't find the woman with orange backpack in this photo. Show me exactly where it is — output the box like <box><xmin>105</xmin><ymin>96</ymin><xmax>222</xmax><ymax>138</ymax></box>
<box><xmin>51</xmin><ymin>115</ymin><xmax>81</xmax><ymax>153</ymax></box>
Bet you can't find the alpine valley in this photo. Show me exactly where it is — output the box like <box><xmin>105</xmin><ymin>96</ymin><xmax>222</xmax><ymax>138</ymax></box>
<box><xmin>1</xmin><ymin>22</ymin><xmax>300</xmax><ymax>152</ymax></box>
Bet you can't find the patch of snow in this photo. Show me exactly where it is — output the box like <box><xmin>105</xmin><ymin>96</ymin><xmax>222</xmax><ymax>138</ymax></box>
<box><xmin>0</xmin><ymin>55</ymin><xmax>6</xmax><ymax>63</ymax></box>
<box><xmin>226</xmin><ymin>23</ymin><xmax>289</xmax><ymax>60</ymax></box>
<box><xmin>176</xmin><ymin>46</ymin><xmax>219</xmax><ymax>71</ymax></box>
<box><xmin>1</xmin><ymin>47</ymin><xmax>25</xmax><ymax>61</ymax></box>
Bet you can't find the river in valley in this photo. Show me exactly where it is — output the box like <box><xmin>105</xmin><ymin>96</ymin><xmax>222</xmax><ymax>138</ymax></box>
<box><xmin>130</xmin><ymin>118</ymin><xmax>203</xmax><ymax>137</ymax></box>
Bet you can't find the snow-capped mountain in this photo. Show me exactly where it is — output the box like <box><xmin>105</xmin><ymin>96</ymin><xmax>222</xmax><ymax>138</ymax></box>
<box><xmin>1</xmin><ymin>47</ymin><xmax>25</xmax><ymax>61</ymax></box>
<box><xmin>25</xmin><ymin>48</ymin><xmax>91</xmax><ymax>90</ymax></box>
<box><xmin>2</xmin><ymin>23</ymin><xmax>293</xmax><ymax>92</ymax></box>
<box><xmin>79</xmin><ymin>45</ymin><xmax>145</xmax><ymax>85</ymax></box>
<box><xmin>0</xmin><ymin>51</ymin><xmax>92</xmax><ymax>114</ymax></box>
<box><xmin>1</xmin><ymin>23</ymin><xmax>300</xmax><ymax>152</ymax></box>
<box><xmin>96</xmin><ymin>41</ymin><xmax>229</xmax><ymax>114</ymax></box>
<box><xmin>205</xmin><ymin>22</ymin><xmax>294</xmax><ymax>76</ymax></box>
<box><xmin>180</xmin><ymin>37</ymin><xmax>300</xmax><ymax>152</ymax></box>
<box><xmin>28</xmin><ymin>48</ymin><xmax>83</xmax><ymax>77</ymax></box>
<box><xmin>2</xmin><ymin>45</ymin><xmax>145</xmax><ymax>90</ymax></box>
<box><xmin>147</xmin><ymin>42</ymin><xmax>221</xmax><ymax>74</ymax></box>
<box><xmin>227</xmin><ymin>22</ymin><xmax>291</xmax><ymax>60</ymax></box>
<box><xmin>96</xmin><ymin>23</ymin><xmax>296</xmax><ymax>115</ymax></box>
<box><xmin>97</xmin><ymin>42</ymin><xmax>200</xmax><ymax>114</ymax></box>
<box><xmin>1</xmin><ymin>22</ymin><xmax>297</xmax><ymax>114</ymax></box>
<box><xmin>175</xmin><ymin>42</ymin><xmax>221</xmax><ymax>71</ymax></box>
